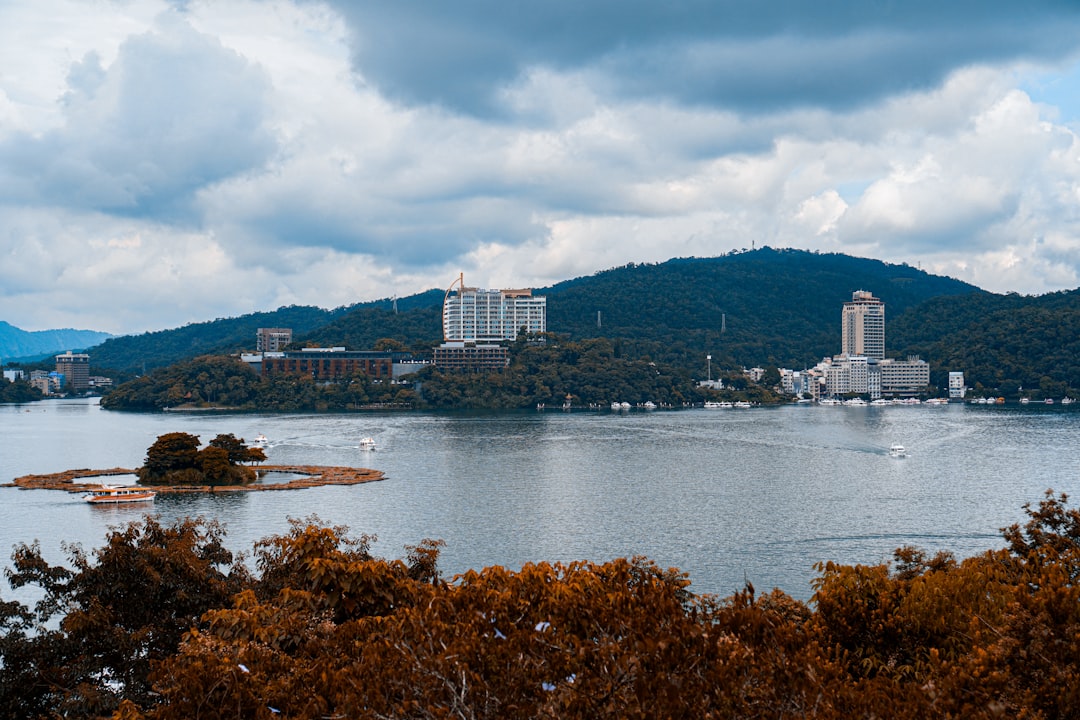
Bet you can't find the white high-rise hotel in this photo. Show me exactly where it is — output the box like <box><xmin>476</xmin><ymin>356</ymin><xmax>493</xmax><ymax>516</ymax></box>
<box><xmin>821</xmin><ymin>290</ymin><xmax>929</xmax><ymax>398</ymax></box>
<box><xmin>842</xmin><ymin>290</ymin><xmax>885</xmax><ymax>359</ymax></box>
<box><xmin>442</xmin><ymin>274</ymin><xmax>547</xmax><ymax>342</ymax></box>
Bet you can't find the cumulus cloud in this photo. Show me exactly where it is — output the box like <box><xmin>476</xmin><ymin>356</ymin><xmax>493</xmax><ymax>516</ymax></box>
<box><xmin>0</xmin><ymin>11</ymin><xmax>275</xmax><ymax>220</ymax></box>
<box><xmin>3</xmin><ymin>0</ymin><xmax>1080</xmax><ymax>334</ymax></box>
<box><xmin>328</xmin><ymin>1</ymin><xmax>1080</xmax><ymax>115</ymax></box>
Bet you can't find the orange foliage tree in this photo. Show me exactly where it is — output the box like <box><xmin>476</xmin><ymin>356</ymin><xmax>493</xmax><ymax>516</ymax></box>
<box><xmin>5</xmin><ymin>494</ymin><xmax>1080</xmax><ymax>719</ymax></box>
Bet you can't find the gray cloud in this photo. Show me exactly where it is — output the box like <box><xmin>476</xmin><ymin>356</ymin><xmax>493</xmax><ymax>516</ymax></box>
<box><xmin>329</xmin><ymin>1</ymin><xmax>1080</xmax><ymax>116</ymax></box>
<box><xmin>0</xmin><ymin>14</ymin><xmax>275</xmax><ymax>221</ymax></box>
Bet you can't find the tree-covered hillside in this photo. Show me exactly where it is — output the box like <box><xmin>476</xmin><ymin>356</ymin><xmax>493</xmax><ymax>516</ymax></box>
<box><xmin>890</xmin><ymin>289</ymin><xmax>1080</xmax><ymax>396</ymax></box>
<box><xmin>542</xmin><ymin>248</ymin><xmax>982</xmax><ymax>371</ymax></box>
<box><xmin>89</xmin><ymin>305</ymin><xmax>347</xmax><ymax>376</ymax></box>
<box><xmin>86</xmin><ymin>250</ymin><xmax>983</xmax><ymax>380</ymax></box>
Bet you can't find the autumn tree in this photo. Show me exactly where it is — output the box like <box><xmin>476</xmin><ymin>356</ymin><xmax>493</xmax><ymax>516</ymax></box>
<box><xmin>0</xmin><ymin>517</ymin><xmax>247</xmax><ymax>718</ymax></box>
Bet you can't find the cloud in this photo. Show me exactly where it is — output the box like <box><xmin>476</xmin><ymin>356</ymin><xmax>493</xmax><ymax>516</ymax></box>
<box><xmin>0</xmin><ymin>11</ymin><xmax>275</xmax><ymax>221</ymax></box>
<box><xmin>328</xmin><ymin>1</ymin><xmax>1080</xmax><ymax>116</ymax></box>
<box><xmin>4</xmin><ymin>1</ymin><xmax>1080</xmax><ymax>335</ymax></box>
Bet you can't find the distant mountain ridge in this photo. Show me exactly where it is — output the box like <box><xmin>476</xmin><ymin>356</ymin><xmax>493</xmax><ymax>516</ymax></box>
<box><xmin>0</xmin><ymin>321</ymin><xmax>113</xmax><ymax>361</ymax></box>
<box><xmin>73</xmin><ymin>249</ymin><xmax>992</xmax><ymax>377</ymax></box>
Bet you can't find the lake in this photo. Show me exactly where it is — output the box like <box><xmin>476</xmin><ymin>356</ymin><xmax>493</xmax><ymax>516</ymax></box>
<box><xmin>1</xmin><ymin>397</ymin><xmax>1076</xmax><ymax>600</ymax></box>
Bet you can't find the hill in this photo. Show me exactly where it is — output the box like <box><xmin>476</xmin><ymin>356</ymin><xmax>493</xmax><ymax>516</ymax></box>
<box><xmin>541</xmin><ymin>248</ymin><xmax>981</xmax><ymax>371</ymax></box>
<box><xmin>88</xmin><ymin>306</ymin><xmax>347</xmax><ymax>376</ymax></box>
<box><xmin>889</xmin><ymin>289</ymin><xmax>1080</xmax><ymax>396</ymax></box>
<box><xmin>0</xmin><ymin>321</ymin><xmax>112</xmax><ymax>362</ymax></box>
<box><xmin>83</xmin><ymin>249</ymin><xmax>984</xmax><ymax>378</ymax></box>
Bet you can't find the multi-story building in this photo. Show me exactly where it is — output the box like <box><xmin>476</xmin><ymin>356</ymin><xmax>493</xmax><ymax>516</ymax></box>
<box><xmin>879</xmin><ymin>357</ymin><xmax>930</xmax><ymax>397</ymax></box>
<box><xmin>949</xmin><ymin>371</ymin><xmax>966</xmax><ymax>399</ymax></box>
<box><xmin>261</xmin><ymin>347</ymin><xmax>406</xmax><ymax>381</ymax></box>
<box><xmin>841</xmin><ymin>290</ymin><xmax>885</xmax><ymax>360</ymax></box>
<box><xmin>256</xmin><ymin>328</ymin><xmax>293</xmax><ymax>353</ymax></box>
<box><xmin>55</xmin><ymin>351</ymin><xmax>90</xmax><ymax>393</ymax></box>
<box><xmin>433</xmin><ymin>342</ymin><xmax>510</xmax><ymax>372</ymax></box>
<box><xmin>442</xmin><ymin>275</ymin><xmax>546</xmax><ymax>342</ymax></box>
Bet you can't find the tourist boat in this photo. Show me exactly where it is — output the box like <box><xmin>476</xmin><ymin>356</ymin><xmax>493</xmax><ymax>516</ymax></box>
<box><xmin>84</xmin><ymin>485</ymin><xmax>156</xmax><ymax>504</ymax></box>
<box><xmin>889</xmin><ymin>444</ymin><xmax>907</xmax><ymax>458</ymax></box>
<box><xmin>359</xmin><ymin>436</ymin><xmax>376</xmax><ymax>450</ymax></box>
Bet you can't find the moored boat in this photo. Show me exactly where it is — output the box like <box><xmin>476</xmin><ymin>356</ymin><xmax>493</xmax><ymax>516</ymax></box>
<box><xmin>84</xmin><ymin>485</ymin><xmax>156</xmax><ymax>504</ymax></box>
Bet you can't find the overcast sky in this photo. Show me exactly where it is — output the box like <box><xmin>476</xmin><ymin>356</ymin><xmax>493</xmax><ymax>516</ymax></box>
<box><xmin>4</xmin><ymin>1</ymin><xmax>1080</xmax><ymax>334</ymax></box>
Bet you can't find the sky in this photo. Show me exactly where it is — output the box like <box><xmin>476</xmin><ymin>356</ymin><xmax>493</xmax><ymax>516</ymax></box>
<box><xmin>4</xmin><ymin>1</ymin><xmax>1080</xmax><ymax>335</ymax></box>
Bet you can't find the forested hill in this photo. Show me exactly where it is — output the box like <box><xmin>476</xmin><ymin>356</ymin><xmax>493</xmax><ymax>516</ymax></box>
<box><xmin>542</xmin><ymin>248</ymin><xmax>981</xmax><ymax>370</ymax></box>
<box><xmin>84</xmin><ymin>249</ymin><xmax>984</xmax><ymax>377</ymax></box>
<box><xmin>888</xmin><ymin>289</ymin><xmax>1080</xmax><ymax>396</ymax></box>
<box><xmin>88</xmin><ymin>305</ymin><xmax>346</xmax><ymax>376</ymax></box>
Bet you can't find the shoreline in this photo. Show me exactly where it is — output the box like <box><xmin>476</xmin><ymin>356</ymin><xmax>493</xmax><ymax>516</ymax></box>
<box><xmin>4</xmin><ymin>465</ymin><xmax>384</xmax><ymax>493</ymax></box>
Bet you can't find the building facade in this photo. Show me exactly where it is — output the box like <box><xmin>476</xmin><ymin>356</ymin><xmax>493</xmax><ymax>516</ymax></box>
<box><xmin>841</xmin><ymin>290</ymin><xmax>885</xmax><ymax>360</ymax></box>
<box><xmin>433</xmin><ymin>342</ymin><xmax>510</xmax><ymax>372</ymax></box>
<box><xmin>442</xmin><ymin>276</ymin><xmax>546</xmax><ymax>342</ymax></box>
<box><xmin>55</xmin><ymin>351</ymin><xmax>90</xmax><ymax>392</ymax></box>
<box><xmin>256</xmin><ymin>328</ymin><xmax>293</xmax><ymax>353</ymax></box>
<box><xmin>949</xmin><ymin>371</ymin><xmax>966</xmax><ymax>399</ymax></box>
<box><xmin>260</xmin><ymin>347</ymin><xmax>404</xmax><ymax>381</ymax></box>
<box><xmin>879</xmin><ymin>357</ymin><xmax>930</xmax><ymax>397</ymax></box>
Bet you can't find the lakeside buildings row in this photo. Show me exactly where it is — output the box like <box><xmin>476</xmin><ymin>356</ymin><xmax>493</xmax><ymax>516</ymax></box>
<box><xmin>775</xmin><ymin>290</ymin><xmax>963</xmax><ymax>401</ymax></box>
<box><xmin>245</xmin><ymin>284</ymin><xmax>959</xmax><ymax>400</ymax></box>
<box><xmin>245</xmin><ymin>276</ymin><xmax>548</xmax><ymax>377</ymax></box>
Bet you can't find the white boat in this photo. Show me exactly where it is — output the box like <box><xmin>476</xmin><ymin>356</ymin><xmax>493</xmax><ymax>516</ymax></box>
<box><xmin>252</xmin><ymin>434</ymin><xmax>269</xmax><ymax>449</ymax></box>
<box><xmin>359</xmin><ymin>436</ymin><xmax>376</xmax><ymax>450</ymax></box>
<box><xmin>84</xmin><ymin>485</ymin><xmax>156</xmax><ymax>504</ymax></box>
<box><xmin>1062</xmin><ymin>397</ymin><xmax>1074</xmax><ymax>405</ymax></box>
<box><xmin>704</xmin><ymin>401</ymin><xmax>722</xmax><ymax>409</ymax></box>
<box><xmin>733</xmin><ymin>401</ymin><xmax>752</xmax><ymax>409</ymax></box>
<box><xmin>642</xmin><ymin>401</ymin><xmax>657</xmax><ymax>410</ymax></box>
<box><xmin>889</xmin><ymin>444</ymin><xmax>906</xmax><ymax>458</ymax></box>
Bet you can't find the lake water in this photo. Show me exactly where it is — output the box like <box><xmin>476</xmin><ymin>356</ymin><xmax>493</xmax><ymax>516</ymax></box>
<box><xmin>1</xmin><ymin>398</ymin><xmax>1076</xmax><ymax>601</ymax></box>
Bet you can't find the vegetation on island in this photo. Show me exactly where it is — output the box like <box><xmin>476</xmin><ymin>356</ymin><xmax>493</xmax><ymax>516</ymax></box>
<box><xmin>72</xmin><ymin>248</ymin><xmax>1080</xmax><ymax>405</ymax></box>
<box><xmin>0</xmin><ymin>376</ymin><xmax>42</xmax><ymax>403</ymax></box>
<box><xmin>99</xmin><ymin>335</ymin><xmax>782</xmax><ymax>413</ymax></box>
<box><xmin>137</xmin><ymin>432</ymin><xmax>266</xmax><ymax>486</ymax></box>
<box><xmin>100</xmin><ymin>355</ymin><xmax>416</xmax><ymax>412</ymax></box>
<box><xmin>2</xmin><ymin>492</ymin><xmax>1080</xmax><ymax>718</ymax></box>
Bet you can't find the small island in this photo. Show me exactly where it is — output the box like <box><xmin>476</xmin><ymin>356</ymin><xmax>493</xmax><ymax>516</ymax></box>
<box><xmin>4</xmin><ymin>432</ymin><xmax>384</xmax><ymax>494</ymax></box>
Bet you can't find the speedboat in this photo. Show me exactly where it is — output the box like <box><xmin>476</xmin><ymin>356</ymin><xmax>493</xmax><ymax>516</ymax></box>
<box><xmin>359</xmin><ymin>436</ymin><xmax>376</xmax><ymax>450</ymax></box>
<box><xmin>889</xmin><ymin>444</ymin><xmax>906</xmax><ymax>458</ymax></box>
<box><xmin>84</xmin><ymin>485</ymin><xmax>157</xmax><ymax>504</ymax></box>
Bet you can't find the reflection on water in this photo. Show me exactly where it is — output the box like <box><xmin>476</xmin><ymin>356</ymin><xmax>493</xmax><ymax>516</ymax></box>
<box><xmin>2</xmin><ymin>398</ymin><xmax>1079</xmax><ymax>599</ymax></box>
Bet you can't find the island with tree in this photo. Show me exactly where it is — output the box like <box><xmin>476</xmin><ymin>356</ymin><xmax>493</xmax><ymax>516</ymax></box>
<box><xmin>6</xmin><ymin>432</ymin><xmax>383</xmax><ymax>493</ymax></box>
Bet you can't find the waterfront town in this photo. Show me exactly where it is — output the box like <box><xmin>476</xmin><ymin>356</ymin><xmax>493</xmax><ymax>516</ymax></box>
<box><xmin>5</xmin><ymin>283</ymin><xmax>966</xmax><ymax>405</ymax></box>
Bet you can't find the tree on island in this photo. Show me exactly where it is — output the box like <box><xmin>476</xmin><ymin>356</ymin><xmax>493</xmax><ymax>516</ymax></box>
<box><xmin>137</xmin><ymin>432</ymin><xmax>264</xmax><ymax>486</ymax></box>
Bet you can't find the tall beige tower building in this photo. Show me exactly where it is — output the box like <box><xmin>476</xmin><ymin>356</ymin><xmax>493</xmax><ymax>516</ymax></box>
<box><xmin>841</xmin><ymin>290</ymin><xmax>885</xmax><ymax>359</ymax></box>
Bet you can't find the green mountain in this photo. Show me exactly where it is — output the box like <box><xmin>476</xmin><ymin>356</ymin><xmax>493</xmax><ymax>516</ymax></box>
<box><xmin>85</xmin><ymin>249</ymin><xmax>985</xmax><ymax>378</ymax></box>
<box><xmin>889</xmin><ymin>289</ymin><xmax>1080</xmax><ymax>396</ymax></box>
<box><xmin>542</xmin><ymin>248</ymin><xmax>981</xmax><ymax>371</ymax></box>
<box><xmin>88</xmin><ymin>306</ymin><xmax>347</xmax><ymax>376</ymax></box>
